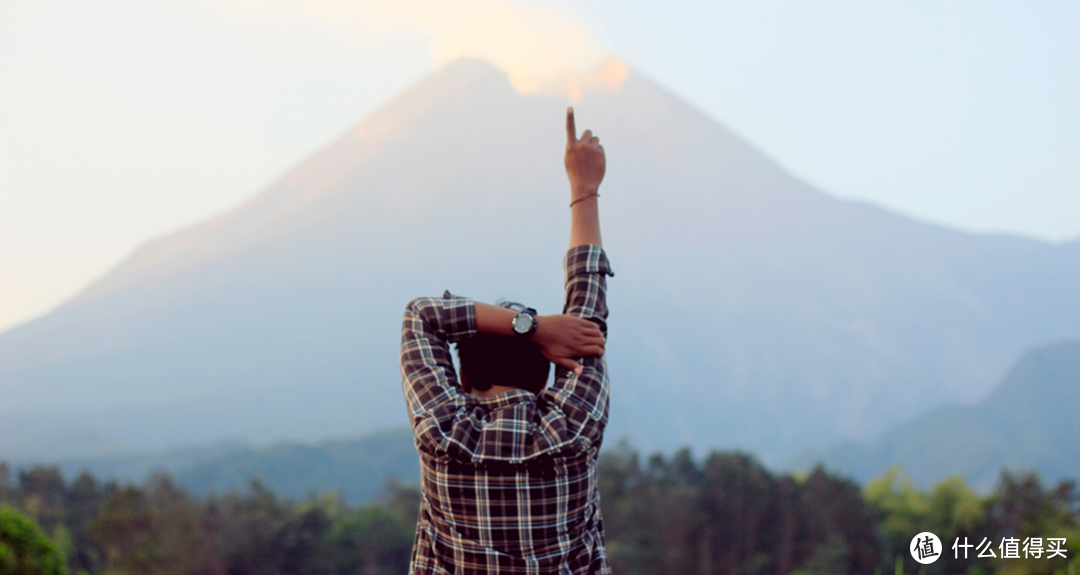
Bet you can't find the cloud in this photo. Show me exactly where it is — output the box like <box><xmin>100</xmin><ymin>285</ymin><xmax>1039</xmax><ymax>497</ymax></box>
<box><xmin>214</xmin><ymin>0</ymin><xmax>611</xmax><ymax>94</ymax></box>
<box><xmin>377</xmin><ymin>0</ymin><xmax>610</xmax><ymax>93</ymax></box>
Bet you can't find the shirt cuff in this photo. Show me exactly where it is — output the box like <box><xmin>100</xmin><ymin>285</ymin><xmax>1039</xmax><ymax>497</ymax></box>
<box><xmin>564</xmin><ymin>245</ymin><xmax>614</xmax><ymax>281</ymax></box>
<box><xmin>438</xmin><ymin>290</ymin><xmax>478</xmax><ymax>342</ymax></box>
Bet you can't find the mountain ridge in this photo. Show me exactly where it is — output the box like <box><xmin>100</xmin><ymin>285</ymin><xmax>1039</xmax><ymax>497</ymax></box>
<box><xmin>790</xmin><ymin>339</ymin><xmax>1080</xmax><ymax>490</ymax></box>
<box><xmin>2</xmin><ymin>57</ymin><xmax>1077</xmax><ymax>465</ymax></box>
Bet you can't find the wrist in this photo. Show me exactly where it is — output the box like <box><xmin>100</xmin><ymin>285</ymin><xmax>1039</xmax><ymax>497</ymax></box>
<box><xmin>528</xmin><ymin>315</ymin><xmax>549</xmax><ymax>344</ymax></box>
<box><xmin>571</xmin><ymin>184</ymin><xmax>599</xmax><ymax>197</ymax></box>
<box><xmin>511</xmin><ymin>307</ymin><xmax>539</xmax><ymax>337</ymax></box>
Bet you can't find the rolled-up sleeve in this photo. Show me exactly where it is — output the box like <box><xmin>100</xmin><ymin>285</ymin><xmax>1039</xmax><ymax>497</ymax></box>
<box><xmin>400</xmin><ymin>292</ymin><xmax>478</xmax><ymax>457</ymax></box>
<box><xmin>536</xmin><ymin>245</ymin><xmax>614</xmax><ymax>451</ymax></box>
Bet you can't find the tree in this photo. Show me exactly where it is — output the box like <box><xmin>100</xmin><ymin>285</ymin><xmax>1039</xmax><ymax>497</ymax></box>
<box><xmin>795</xmin><ymin>467</ymin><xmax>881</xmax><ymax>575</ymax></box>
<box><xmin>62</xmin><ymin>471</ymin><xmax>108</xmax><ymax>574</ymax></box>
<box><xmin>864</xmin><ymin>467</ymin><xmax>987</xmax><ymax>574</ymax></box>
<box><xmin>697</xmin><ymin>451</ymin><xmax>777</xmax><ymax>575</ymax></box>
<box><xmin>17</xmin><ymin>466</ymin><xmax>66</xmax><ymax>535</ymax></box>
<box><xmin>88</xmin><ymin>473</ymin><xmax>220</xmax><ymax>575</ymax></box>
<box><xmin>0</xmin><ymin>505</ymin><xmax>67</xmax><ymax>575</ymax></box>
<box><xmin>985</xmin><ymin>471</ymin><xmax>1080</xmax><ymax>575</ymax></box>
<box><xmin>0</xmin><ymin>464</ymin><xmax>12</xmax><ymax>505</ymax></box>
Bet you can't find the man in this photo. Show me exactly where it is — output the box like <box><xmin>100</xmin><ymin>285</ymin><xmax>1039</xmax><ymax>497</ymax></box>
<box><xmin>400</xmin><ymin>107</ymin><xmax>613</xmax><ymax>574</ymax></box>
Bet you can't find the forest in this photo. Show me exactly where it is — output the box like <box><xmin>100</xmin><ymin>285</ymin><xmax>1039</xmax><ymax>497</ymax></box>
<box><xmin>2</xmin><ymin>443</ymin><xmax>1077</xmax><ymax>575</ymax></box>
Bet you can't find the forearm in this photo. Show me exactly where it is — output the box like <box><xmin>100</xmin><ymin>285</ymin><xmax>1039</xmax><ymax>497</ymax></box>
<box><xmin>474</xmin><ymin>302</ymin><xmax>517</xmax><ymax>336</ymax></box>
<box><xmin>400</xmin><ymin>296</ymin><xmax>472</xmax><ymax>417</ymax></box>
<box><xmin>569</xmin><ymin>186</ymin><xmax>602</xmax><ymax>249</ymax></box>
<box><xmin>564</xmin><ymin>107</ymin><xmax>604</xmax><ymax>249</ymax></box>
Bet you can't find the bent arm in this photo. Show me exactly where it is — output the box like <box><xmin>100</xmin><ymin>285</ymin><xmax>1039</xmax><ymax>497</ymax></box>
<box><xmin>476</xmin><ymin>302</ymin><xmax>604</xmax><ymax>376</ymax></box>
<box><xmin>400</xmin><ymin>294</ymin><xmax>476</xmax><ymax>457</ymax></box>
<box><xmin>401</xmin><ymin>289</ymin><xmax>609</xmax><ymax>463</ymax></box>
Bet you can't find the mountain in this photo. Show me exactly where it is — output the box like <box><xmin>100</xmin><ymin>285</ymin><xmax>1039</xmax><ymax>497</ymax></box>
<box><xmin>1</xmin><ymin>57</ymin><xmax>1078</xmax><ymax>465</ymax></box>
<box><xmin>174</xmin><ymin>428</ymin><xmax>417</xmax><ymax>503</ymax></box>
<box><xmin>9</xmin><ymin>429</ymin><xmax>419</xmax><ymax>504</ymax></box>
<box><xmin>789</xmin><ymin>340</ymin><xmax>1080</xmax><ymax>490</ymax></box>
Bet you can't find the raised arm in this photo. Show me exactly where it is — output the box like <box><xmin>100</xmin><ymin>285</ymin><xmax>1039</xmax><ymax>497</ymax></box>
<box><xmin>565</xmin><ymin>107</ymin><xmax>604</xmax><ymax>249</ymax></box>
<box><xmin>400</xmin><ymin>108</ymin><xmax>612</xmax><ymax>463</ymax></box>
<box><xmin>531</xmin><ymin>106</ymin><xmax>613</xmax><ymax>450</ymax></box>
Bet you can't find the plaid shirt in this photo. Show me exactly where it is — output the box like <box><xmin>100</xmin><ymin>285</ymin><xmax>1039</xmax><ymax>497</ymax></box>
<box><xmin>400</xmin><ymin>245</ymin><xmax>614</xmax><ymax>575</ymax></box>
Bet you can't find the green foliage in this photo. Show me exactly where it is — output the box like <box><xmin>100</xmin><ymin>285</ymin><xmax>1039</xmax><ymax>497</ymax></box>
<box><xmin>0</xmin><ymin>505</ymin><xmax>67</xmax><ymax>575</ymax></box>
<box><xmin>598</xmin><ymin>443</ymin><xmax>882</xmax><ymax>575</ymax></box>
<box><xmin>983</xmin><ymin>471</ymin><xmax>1080</xmax><ymax>575</ymax></box>
<box><xmin>1</xmin><ymin>463</ymin><xmax>421</xmax><ymax>575</ymax></box>
<box><xmin>2</xmin><ymin>448</ymin><xmax>1078</xmax><ymax>575</ymax></box>
<box><xmin>88</xmin><ymin>474</ymin><xmax>214</xmax><ymax>575</ymax></box>
<box><xmin>865</xmin><ymin>468</ymin><xmax>1080</xmax><ymax>575</ymax></box>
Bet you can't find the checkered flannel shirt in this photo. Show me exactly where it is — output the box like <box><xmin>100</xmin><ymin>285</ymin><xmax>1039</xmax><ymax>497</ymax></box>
<box><xmin>400</xmin><ymin>245</ymin><xmax>614</xmax><ymax>575</ymax></box>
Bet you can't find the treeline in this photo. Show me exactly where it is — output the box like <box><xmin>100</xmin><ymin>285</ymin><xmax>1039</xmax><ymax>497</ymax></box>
<box><xmin>598</xmin><ymin>444</ymin><xmax>1079</xmax><ymax>575</ymax></box>
<box><xmin>2</xmin><ymin>447</ymin><xmax>1078</xmax><ymax>575</ymax></box>
<box><xmin>0</xmin><ymin>462</ymin><xmax>417</xmax><ymax>575</ymax></box>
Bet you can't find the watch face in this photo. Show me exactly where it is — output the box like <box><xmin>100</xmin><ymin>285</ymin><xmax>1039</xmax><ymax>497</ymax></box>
<box><xmin>513</xmin><ymin>313</ymin><xmax>533</xmax><ymax>333</ymax></box>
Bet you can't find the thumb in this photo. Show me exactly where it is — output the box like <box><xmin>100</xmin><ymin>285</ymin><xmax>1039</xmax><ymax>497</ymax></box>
<box><xmin>554</xmin><ymin>357</ymin><xmax>583</xmax><ymax>376</ymax></box>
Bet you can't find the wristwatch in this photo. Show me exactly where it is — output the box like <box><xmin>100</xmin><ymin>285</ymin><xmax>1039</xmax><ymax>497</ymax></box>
<box><xmin>511</xmin><ymin>308</ymin><xmax>539</xmax><ymax>337</ymax></box>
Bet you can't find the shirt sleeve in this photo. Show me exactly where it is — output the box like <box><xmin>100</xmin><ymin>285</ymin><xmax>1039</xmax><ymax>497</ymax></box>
<box><xmin>399</xmin><ymin>291</ymin><xmax>478</xmax><ymax>459</ymax></box>
<box><xmin>538</xmin><ymin>244</ymin><xmax>614</xmax><ymax>450</ymax></box>
<box><xmin>400</xmin><ymin>246</ymin><xmax>613</xmax><ymax>463</ymax></box>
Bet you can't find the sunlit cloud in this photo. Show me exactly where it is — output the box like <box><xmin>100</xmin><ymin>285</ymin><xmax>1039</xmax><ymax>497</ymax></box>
<box><xmin>207</xmin><ymin>0</ymin><xmax>612</xmax><ymax>94</ymax></box>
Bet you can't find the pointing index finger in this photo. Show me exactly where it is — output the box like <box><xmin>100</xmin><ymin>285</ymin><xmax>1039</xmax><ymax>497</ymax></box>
<box><xmin>566</xmin><ymin>107</ymin><xmax>576</xmax><ymax>145</ymax></box>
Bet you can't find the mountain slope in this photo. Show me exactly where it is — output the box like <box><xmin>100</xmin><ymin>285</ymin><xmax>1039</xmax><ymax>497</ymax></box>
<box><xmin>792</xmin><ymin>340</ymin><xmax>1080</xmax><ymax>489</ymax></box>
<box><xmin>2</xmin><ymin>57</ymin><xmax>1078</xmax><ymax>464</ymax></box>
<box><xmin>175</xmin><ymin>428</ymin><xmax>418</xmax><ymax>503</ymax></box>
<box><xmin>27</xmin><ymin>429</ymin><xmax>419</xmax><ymax>504</ymax></box>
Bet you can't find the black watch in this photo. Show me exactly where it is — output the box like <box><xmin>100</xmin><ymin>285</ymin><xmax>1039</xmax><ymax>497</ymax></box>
<box><xmin>511</xmin><ymin>308</ymin><xmax>539</xmax><ymax>337</ymax></box>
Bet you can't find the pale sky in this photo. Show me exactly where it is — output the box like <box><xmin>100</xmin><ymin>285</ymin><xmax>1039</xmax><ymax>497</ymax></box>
<box><xmin>2</xmin><ymin>0</ymin><xmax>1078</xmax><ymax>333</ymax></box>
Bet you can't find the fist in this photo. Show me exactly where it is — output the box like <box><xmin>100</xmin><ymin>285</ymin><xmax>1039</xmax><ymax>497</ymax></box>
<box><xmin>564</xmin><ymin>107</ymin><xmax>606</xmax><ymax>197</ymax></box>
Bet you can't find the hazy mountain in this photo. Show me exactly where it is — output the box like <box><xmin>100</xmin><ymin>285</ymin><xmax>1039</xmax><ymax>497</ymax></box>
<box><xmin>48</xmin><ymin>440</ymin><xmax>252</xmax><ymax>486</ymax></box>
<box><xmin>7</xmin><ymin>429</ymin><xmax>418</xmax><ymax>504</ymax></box>
<box><xmin>174</xmin><ymin>428</ymin><xmax>418</xmax><ymax>503</ymax></box>
<box><xmin>790</xmin><ymin>340</ymin><xmax>1080</xmax><ymax>490</ymax></box>
<box><xmin>2</xmin><ymin>57</ymin><xmax>1078</xmax><ymax>465</ymax></box>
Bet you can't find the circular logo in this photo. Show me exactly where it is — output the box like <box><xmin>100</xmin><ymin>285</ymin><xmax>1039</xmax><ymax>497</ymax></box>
<box><xmin>910</xmin><ymin>532</ymin><xmax>942</xmax><ymax>564</ymax></box>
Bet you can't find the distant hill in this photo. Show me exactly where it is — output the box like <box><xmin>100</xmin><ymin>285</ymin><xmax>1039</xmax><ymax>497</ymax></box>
<box><xmin>2</xmin><ymin>57</ymin><xmax>1078</xmax><ymax>465</ymax></box>
<box><xmin>36</xmin><ymin>428</ymin><xmax>419</xmax><ymax>504</ymax></box>
<box><xmin>791</xmin><ymin>341</ymin><xmax>1080</xmax><ymax>490</ymax></box>
<box><xmin>50</xmin><ymin>440</ymin><xmax>251</xmax><ymax>484</ymax></box>
<box><xmin>175</xmin><ymin>428</ymin><xmax>418</xmax><ymax>503</ymax></box>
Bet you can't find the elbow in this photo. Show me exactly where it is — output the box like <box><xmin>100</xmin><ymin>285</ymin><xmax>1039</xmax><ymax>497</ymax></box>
<box><xmin>405</xmin><ymin>296</ymin><xmax>436</xmax><ymax>317</ymax></box>
<box><xmin>404</xmin><ymin>297</ymin><xmax>425</xmax><ymax>315</ymax></box>
<box><xmin>404</xmin><ymin>297</ymin><xmax>443</xmax><ymax>329</ymax></box>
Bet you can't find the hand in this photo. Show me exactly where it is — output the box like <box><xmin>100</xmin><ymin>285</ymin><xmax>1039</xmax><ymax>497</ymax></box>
<box><xmin>530</xmin><ymin>314</ymin><xmax>605</xmax><ymax>375</ymax></box>
<box><xmin>564</xmin><ymin>107</ymin><xmax>606</xmax><ymax>200</ymax></box>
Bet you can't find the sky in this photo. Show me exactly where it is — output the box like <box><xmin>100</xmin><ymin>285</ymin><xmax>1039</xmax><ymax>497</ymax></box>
<box><xmin>1</xmin><ymin>0</ymin><xmax>1078</xmax><ymax>333</ymax></box>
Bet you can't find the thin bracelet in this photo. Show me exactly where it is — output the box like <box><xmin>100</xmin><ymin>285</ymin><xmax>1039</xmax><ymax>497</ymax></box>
<box><xmin>569</xmin><ymin>193</ymin><xmax>599</xmax><ymax>207</ymax></box>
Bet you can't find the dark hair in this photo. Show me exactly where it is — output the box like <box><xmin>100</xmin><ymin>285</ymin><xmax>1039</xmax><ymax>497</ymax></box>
<box><xmin>454</xmin><ymin>302</ymin><xmax>551</xmax><ymax>395</ymax></box>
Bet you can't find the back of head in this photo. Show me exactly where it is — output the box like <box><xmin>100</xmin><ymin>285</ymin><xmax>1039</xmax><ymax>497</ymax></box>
<box><xmin>455</xmin><ymin>303</ymin><xmax>551</xmax><ymax>395</ymax></box>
